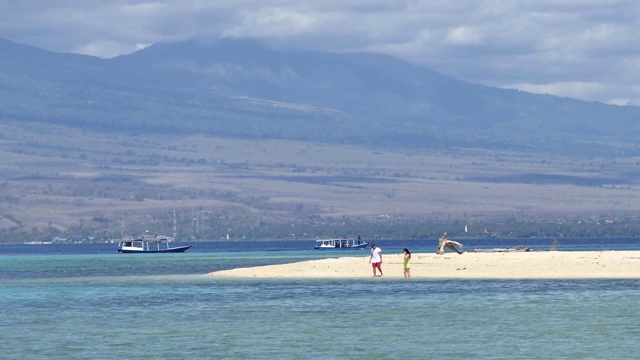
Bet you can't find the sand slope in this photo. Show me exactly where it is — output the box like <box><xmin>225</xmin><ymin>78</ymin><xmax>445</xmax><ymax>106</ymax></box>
<box><xmin>208</xmin><ymin>251</ymin><xmax>640</xmax><ymax>279</ymax></box>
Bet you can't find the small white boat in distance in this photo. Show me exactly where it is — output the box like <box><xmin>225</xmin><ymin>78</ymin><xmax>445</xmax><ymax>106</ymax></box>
<box><xmin>117</xmin><ymin>234</ymin><xmax>192</xmax><ymax>253</ymax></box>
<box><xmin>314</xmin><ymin>237</ymin><xmax>369</xmax><ymax>250</ymax></box>
<box><xmin>472</xmin><ymin>245</ymin><xmax>532</xmax><ymax>253</ymax></box>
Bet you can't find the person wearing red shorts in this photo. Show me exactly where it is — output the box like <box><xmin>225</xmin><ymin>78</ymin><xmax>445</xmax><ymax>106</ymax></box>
<box><xmin>369</xmin><ymin>244</ymin><xmax>383</xmax><ymax>277</ymax></box>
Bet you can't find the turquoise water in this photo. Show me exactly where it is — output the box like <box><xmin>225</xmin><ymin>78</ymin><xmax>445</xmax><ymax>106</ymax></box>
<box><xmin>2</xmin><ymin>244</ymin><xmax>640</xmax><ymax>359</ymax></box>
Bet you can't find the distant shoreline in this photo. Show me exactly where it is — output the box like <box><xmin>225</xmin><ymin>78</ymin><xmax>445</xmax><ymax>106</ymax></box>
<box><xmin>208</xmin><ymin>251</ymin><xmax>640</xmax><ymax>279</ymax></box>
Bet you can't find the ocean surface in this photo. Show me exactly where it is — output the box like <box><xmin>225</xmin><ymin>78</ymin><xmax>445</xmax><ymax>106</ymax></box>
<box><xmin>2</xmin><ymin>237</ymin><xmax>640</xmax><ymax>359</ymax></box>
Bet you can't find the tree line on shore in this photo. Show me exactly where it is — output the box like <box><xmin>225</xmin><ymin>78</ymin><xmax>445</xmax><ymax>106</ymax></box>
<box><xmin>1</xmin><ymin>213</ymin><xmax>639</xmax><ymax>244</ymax></box>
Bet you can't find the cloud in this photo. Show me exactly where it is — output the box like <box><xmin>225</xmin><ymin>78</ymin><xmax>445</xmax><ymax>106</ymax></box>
<box><xmin>1</xmin><ymin>0</ymin><xmax>640</xmax><ymax>105</ymax></box>
<box><xmin>444</xmin><ymin>27</ymin><xmax>485</xmax><ymax>46</ymax></box>
<box><xmin>75</xmin><ymin>40</ymin><xmax>151</xmax><ymax>58</ymax></box>
<box><xmin>223</xmin><ymin>7</ymin><xmax>317</xmax><ymax>38</ymax></box>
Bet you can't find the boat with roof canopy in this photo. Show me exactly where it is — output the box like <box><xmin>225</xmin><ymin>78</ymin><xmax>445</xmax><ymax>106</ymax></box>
<box><xmin>314</xmin><ymin>236</ymin><xmax>369</xmax><ymax>250</ymax></box>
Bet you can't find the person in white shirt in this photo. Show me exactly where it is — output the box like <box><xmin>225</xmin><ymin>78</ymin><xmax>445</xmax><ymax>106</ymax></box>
<box><xmin>369</xmin><ymin>244</ymin><xmax>383</xmax><ymax>277</ymax></box>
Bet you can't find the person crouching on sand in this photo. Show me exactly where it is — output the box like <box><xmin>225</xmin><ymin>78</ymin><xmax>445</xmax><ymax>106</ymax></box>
<box><xmin>403</xmin><ymin>248</ymin><xmax>411</xmax><ymax>278</ymax></box>
<box><xmin>369</xmin><ymin>244</ymin><xmax>383</xmax><ymax>277</ymax></box>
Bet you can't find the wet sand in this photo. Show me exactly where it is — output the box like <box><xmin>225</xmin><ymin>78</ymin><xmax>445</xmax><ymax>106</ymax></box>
<box><xmin>208</xmin><ymin>251</ymin><xmax>640</xmax><ymax>279</ymax></box>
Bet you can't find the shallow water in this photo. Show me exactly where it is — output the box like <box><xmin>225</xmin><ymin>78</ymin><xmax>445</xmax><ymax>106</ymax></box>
<box><xmin>2</xmin><ymin>240</ymin><xmax>640</xmax><ymax>359</ymax></box>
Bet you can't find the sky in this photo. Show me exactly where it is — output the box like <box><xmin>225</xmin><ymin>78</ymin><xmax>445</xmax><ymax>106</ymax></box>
<box><xmin>1</xmin><ymin>0</ymin><xmax>640</xmax><ymax>106</ymax></box>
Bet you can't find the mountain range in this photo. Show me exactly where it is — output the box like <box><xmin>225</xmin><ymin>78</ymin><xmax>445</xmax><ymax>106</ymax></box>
<box><xmin>2</xmin><ymin>36</ymin><xmax>639</xmax><ymax>156</ymax></box>
<box><xmin>1</xmin><ymin>36</ymin><xmax>640</xmax><ymax>241</ymax></box>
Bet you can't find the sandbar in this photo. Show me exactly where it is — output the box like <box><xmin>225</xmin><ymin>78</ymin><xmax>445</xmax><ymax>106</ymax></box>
<box><xmin>208</xmin><ymin>251</ymin><xmax>640</xmax><ymax>279</ymax></box>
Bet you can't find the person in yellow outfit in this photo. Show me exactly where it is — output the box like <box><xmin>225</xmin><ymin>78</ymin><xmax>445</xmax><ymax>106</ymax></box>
<box><xmin>403</xmin><ymin>248</ymin><xmax>411</xmax><ymax>278</ymax></box>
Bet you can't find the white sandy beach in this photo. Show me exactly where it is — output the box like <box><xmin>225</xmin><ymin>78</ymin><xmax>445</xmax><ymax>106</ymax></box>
<box><xmin>208</xmin><ymin>251</ymin><xmax>640</xmax><ymax>279</ymax></box>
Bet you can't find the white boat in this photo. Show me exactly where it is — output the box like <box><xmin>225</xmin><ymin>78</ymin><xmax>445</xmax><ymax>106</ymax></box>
<box><xmin>117</xmin><ymin>234</ymin><xmax>192</xmax><ymax>253</ymax></box>
<box><xmin>472</xmin><ymin>245</ymin><xmax>532</xmax><ymax>253</ymax></box>
<box><xmin>314</xmin><ymin>237</ymin><xmax>369</xmax><ymax>250</ymax></box>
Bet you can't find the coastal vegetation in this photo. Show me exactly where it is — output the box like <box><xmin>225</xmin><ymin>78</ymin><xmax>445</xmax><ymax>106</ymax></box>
<box><xmin>5</xmin><ymin>213</ymin><xmax>638</xmax><ymax>244</ymax></box>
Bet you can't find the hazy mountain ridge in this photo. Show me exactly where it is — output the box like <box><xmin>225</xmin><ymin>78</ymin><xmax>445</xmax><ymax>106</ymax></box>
<box><xmin>3</xmin><ymin>37</ymin><xmax>640</xmax><ymax>241</ymax></box>
<box><xmin>2</xmin><ymin>37</ymin><xmax>639</xmax><ymax>155</ymax></box>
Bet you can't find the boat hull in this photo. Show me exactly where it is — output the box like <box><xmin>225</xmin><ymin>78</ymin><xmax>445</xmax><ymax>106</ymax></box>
<box><xmin>117</xmin><ymin>245</ymin><xmax>192</xmax><ymax>254</ymax></box>
<box><xmin>472</xmin><ymin>246</ymin><xmax>531</xmax><ymax>253</ymax></box>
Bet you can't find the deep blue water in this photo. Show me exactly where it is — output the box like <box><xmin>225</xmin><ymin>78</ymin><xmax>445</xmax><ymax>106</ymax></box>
<box><xmin>2</xmin><ymin>238</ymin><xmax>640</xmax><ymax>359</ymax></box>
